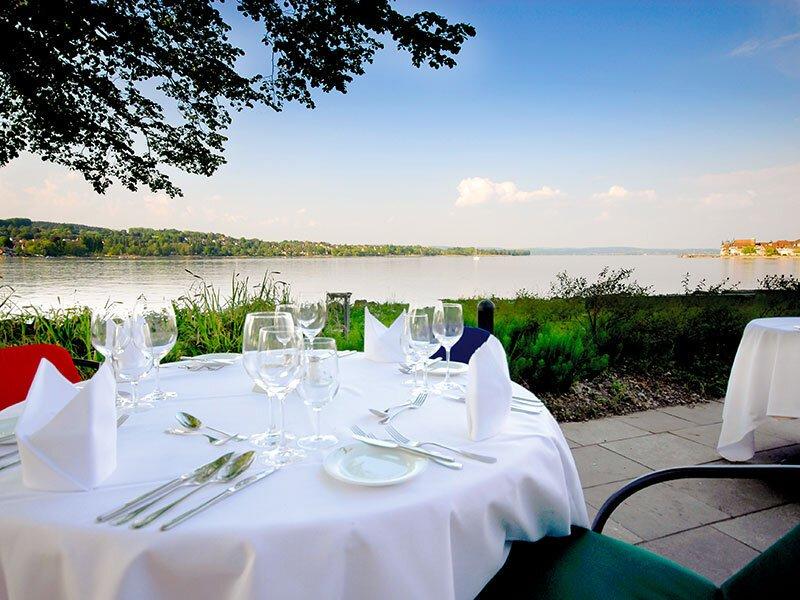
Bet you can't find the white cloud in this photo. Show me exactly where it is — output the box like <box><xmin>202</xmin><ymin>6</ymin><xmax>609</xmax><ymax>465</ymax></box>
<box><xmin>730</xmin><ymin>31</ymin><xmax>800</xmax><ymax>56</ymax></box>
<box><xmin>592</xmin><ymin>185</ymin><xmax>656</xmax><ymax>201</ymax></box>
<box><xmin>454</xmin><ymin>177</ymin><xmax>561</xmax><ymax>207</ymax></box>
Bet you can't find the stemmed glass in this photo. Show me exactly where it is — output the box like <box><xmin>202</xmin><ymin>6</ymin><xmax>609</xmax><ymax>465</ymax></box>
<box><xmin>90</xmin><ymin>304</ymin><xmax>129</xmax><ymax>360</ymax></box>
<box><xmin>408</xmin><ymin>310</ymin><xmax>439</xmax><ymax>392</ymax></box>
<box><xmin>296</xmin><ymin>293</ymin><xmax>327</xmax><ymax>342</ymax></box>
<box><xmin>242</xmin><ymin>312</ymin><xmax>284</xmax><ymax>448</ymax></box>
<box><xmin>136</xmin><ymin>297</ymin><xmax>178</xmax><ymax>403</ymax></box>
<box><xmin>297</xmin><ymin>337</ymin><xmax>339</xmax><ymax>450</ymax></box>
<box><xmin>432</xmin><ymin>302</ymin><xmax>464</xmax><ymax>392</ymax></box>
<box><xmin>400</xmin><ymin>312</ymin><xmax>421</xmax><ymax>389</ymax></box>
<box><xmin>257</xmin><ymin>315</ymin><xmax>305</xmax><ymax>466</ymax></box>
<box><xmin>276</xmin><ymin>303</ymin><xmax>298</xmax><ymax>326</ymax></box>
<box><xmin>110</xmin><ymin>317</ymin><xmax>154</xmax><ymax>413</ymax></box>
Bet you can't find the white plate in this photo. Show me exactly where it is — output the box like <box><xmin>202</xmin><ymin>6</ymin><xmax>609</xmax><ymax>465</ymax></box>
<box><xmin>323</xmin><ymin>443</ymin><xmax>427</xmax><ymax>487</ymax></box>
<box><xmin>427</xmin><ymin>362</ymin><xmax>468</xmax><ymax>376</ymax></box>
<box><xmin>191</xmin><ymin>353</ymin><xmax>241</xmax><ymax>362</ymax></box>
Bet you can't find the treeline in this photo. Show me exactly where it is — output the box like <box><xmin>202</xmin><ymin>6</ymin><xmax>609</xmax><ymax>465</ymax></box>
<box><xmin>0</xmin><ymin>218</ymin><xmax>529</xmax><ymax>258</ymax></box>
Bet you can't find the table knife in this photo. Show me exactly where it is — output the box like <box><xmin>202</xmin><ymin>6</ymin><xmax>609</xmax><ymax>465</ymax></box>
<box><xmin>160</xmin><ymin>468</ymin><xmax>278</xmax><ymax>531</ymax></box>
<box><xmin>351</xmin><ymin>434</ymin><xmax>462</xmax><ymax>469</ymax></box>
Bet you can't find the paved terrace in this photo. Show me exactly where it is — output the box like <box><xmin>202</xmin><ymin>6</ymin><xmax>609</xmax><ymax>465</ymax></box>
<box><xmin>561</xmin><ymin>400</ymin><xmax>800</xmax><ymax>584</ymax></box>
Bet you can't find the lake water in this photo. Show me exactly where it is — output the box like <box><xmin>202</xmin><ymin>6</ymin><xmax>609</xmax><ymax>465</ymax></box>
<box><xmin>2</xmin><ymin>255</ymin><xmax>799</xmax><ymax>311</ymax></box>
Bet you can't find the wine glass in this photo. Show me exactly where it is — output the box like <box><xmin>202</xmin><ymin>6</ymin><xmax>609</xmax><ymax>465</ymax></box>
<box><xmin>276</xmin><ymin>303</ymin><xmax>298</xmax><ymax>326</ymax></box>
<box><xmin>296</xmin><ymin>292</ymin><xmax>327</xmax><ymax>341</ymax></box>
<box><xmin>401</xmin><ymin>310</ymin><xmax>421</xmax><ymax>389</ymax></box>
<box><xmin>242</xmin><ymin>312</ymin><xmax>286</xmax><ymax>447</ymax></box>
<box><xmin>90</xmin><ymin>304</ymin><xmax>129</xmax><ymax>360</ymax></box>
<box><xmin>408</xmin><ymin>311</ymin><xmax>439</xmax><ymax>392</ymax></box>
<box><xmin>297</xmin><ymin>337</ymin><xmax>339</xmax><ymax>450</ymax></box>
<box><xmin>258</xmin><ymin>318</ymin><xmax>305</xmax><ymax>466</ymax></box>
<box><xmin>136</xmin><ymin>296</ymin><xmax>178</xmax><ymax>403</ymax></box>
<box><xmin>433</xmin><ymin>302</ymin><xmax>464</xmax><ymax>392</ymax></box>
<box><xmin>110</xmin><ymin>317</ymin><xmax>154</xmax><ymax>413</ymax></box>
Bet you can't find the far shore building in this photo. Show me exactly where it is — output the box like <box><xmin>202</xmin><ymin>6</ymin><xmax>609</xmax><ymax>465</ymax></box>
<box><xmin>720</xmin><ymin>238</ymin><xmax>800</xmax><ymax>256</ymax></box>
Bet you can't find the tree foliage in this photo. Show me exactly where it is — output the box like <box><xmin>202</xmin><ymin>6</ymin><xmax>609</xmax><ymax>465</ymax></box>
<box><xmin>0</xmin><ymin>1</ymin><xmax>475</xmax><ymax>196</ymax></box>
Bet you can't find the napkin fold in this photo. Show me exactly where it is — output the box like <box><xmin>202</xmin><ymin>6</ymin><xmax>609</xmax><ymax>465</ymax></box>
<box><xmin>363</xmin><ymin>306</ymin><xmax>407</xmax><ymax>363</ymax></box>
<box><xmin>466</xmin><ymin>335</ymin><xmax>512</xmax><ymax>441</ymax></box>
<box><xmin>16</xmin><ymin>359</ymin><xmax>118</xmax><ymax>491</ymax></box>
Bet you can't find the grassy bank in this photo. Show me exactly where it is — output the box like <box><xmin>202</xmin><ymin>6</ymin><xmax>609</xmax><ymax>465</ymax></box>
<box><xmin>2</xmin><ymin>270</ymin><xmax>799</xmax><ymax>422</ymax></box>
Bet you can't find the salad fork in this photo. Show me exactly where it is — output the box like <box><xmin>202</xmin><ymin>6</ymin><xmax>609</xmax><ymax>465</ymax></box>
<box><xmin>385</xmin><ymin>425</ymin><xmax>497</xmax><ymax>464</ymax></box>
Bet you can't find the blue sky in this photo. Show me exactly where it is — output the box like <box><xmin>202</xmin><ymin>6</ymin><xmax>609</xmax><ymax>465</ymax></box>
<box><xmin>3</xmin><ymin>0</ymin><xmax>800</xmax><ymax>247</ymax></box>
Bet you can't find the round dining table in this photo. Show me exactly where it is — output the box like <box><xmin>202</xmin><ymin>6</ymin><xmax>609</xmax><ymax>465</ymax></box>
<box><xmin>718</xmin><ymin>317</ymin><xmax>800</xmax><ymax>461</ymax></box>
<box><xmin>0</xmin><ymin>354</ymin><xmax>587</xmax><ymax>600</ymax></box>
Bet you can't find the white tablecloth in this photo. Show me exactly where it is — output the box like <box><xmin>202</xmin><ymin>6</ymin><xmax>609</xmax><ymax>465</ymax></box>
<box><xmin>0</xmin><ymin>354</ymin><xmax>587</xmax><ymax>600</ymax></box>
<box><xmin>718</xmin><ymin>317</ymin><xmax>800</xmax><ymax>461</ymax></box>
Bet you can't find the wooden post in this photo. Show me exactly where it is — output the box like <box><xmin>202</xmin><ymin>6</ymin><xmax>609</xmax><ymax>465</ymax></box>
<box><xmin>477</xmin><ymin>299</ymin><xmax>494</xmax><ymax>334</ymax></box>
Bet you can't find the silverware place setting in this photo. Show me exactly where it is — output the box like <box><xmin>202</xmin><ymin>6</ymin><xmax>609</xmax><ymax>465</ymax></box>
<box><xmin>384</xmin><ymin>425</ymin><xmax>497</xmax><ymax>464</ymax></box>
<box><xmin>130</xmin><ymin>451</ymin><xmax>255</xmax><ymax>529</ymax></box>
<box><xmin>368</xmin><ymin>392</ymin><xmax>428</xmax><ymax>424</ymax></box>
<box><xmin>350</xmin><ymin>425</ymin><xmax>462</xmax><ymax>469</ymax></box>
<box><xmin>97</xmin><ymin>451</ymin><xmax>279</xmax><ymax>531</ymax></box>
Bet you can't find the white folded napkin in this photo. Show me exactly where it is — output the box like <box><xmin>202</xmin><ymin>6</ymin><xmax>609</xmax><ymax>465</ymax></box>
<box><xmin>363</xmin><ymin>306</ymin><xmax>407</xmax><ymax>363</ymax></box>
<box><xmin>466</xmin><ymin>335</ymin><xmax>512</xmax><ymax>441</ymax></box>
<box><xmin>16</xmin><ymin>359</ymin><xmax>118</xmax><ymax>491</ymax></box>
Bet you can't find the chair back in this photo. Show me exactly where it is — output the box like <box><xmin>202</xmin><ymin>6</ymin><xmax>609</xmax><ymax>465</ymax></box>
<box><xmin>0</xmin><ymin>344</ymin><xmax>82</xmax><ymax>411</ymax></box>
<box><xmin>431</xmin><ymin>326</ymin><xmax>491</xmax><ymax>364</ymax></box>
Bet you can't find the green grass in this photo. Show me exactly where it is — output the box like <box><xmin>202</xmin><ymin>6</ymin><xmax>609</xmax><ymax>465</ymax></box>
<box><xmin>3</xmin><ymin>270</ymin><xmax>799</xmax><ymax>404</ymax></box>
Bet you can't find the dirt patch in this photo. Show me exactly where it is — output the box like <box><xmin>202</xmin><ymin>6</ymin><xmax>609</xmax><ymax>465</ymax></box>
<box><xmin>536</xmin><ymin>370</ymin><xmax>712</xmax><ymax>423</ymax></box>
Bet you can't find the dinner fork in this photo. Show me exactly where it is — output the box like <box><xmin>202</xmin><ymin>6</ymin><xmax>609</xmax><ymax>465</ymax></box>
<box><xmin>350</xmin><ymin>425</ymin><xmax>459</xmax><ymax>468</ymax></box>
<box><xmin>379</xmin><ymin>393</ymin><xmax>427</xmax><ymax>424</ymax></box>
<box><xmin>385</xmin><ymin>425</ymin><xmax>497</xmax><ymax>464</ymax></box>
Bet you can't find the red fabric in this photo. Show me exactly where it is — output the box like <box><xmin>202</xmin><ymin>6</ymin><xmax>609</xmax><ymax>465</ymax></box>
<box><xmin>0</xmin><ymin>344</ymin><xmax>82</xmax><ymax>411</ymax></box>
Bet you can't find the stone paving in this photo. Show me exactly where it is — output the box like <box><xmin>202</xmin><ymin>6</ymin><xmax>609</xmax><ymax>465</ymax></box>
<box><xmin>560</xmin><ymin>399</ymin><xmax>800</xmax><ymax>584</ymax></box>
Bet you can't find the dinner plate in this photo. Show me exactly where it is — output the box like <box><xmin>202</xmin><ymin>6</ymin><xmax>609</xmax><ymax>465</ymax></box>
<box><xmin>426</xmin><ymin>362</ymin><xmax>468</xmax><ymax>376</ymax></box>
<box><xmin>323</xmin><ymin>443</ymin><xmax>427</xmax><ymax>487</ymax></box>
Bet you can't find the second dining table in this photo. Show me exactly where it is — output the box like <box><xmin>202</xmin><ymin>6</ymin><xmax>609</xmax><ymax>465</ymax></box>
<box><xmin>0</xmin><ymin>353</ymin><xmax>587</xmax><ymax>600</ymax></box>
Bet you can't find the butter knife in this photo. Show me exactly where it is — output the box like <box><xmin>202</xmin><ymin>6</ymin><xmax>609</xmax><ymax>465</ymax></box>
<box><xmin>161</xmin><ymin>468</ymin><xmax>278</xmax><ymax>531</ymax></box>
<box><xmin>351</xmin><ymin>433</ymin><xmax>463</xmax><ymax>469</ymax></box>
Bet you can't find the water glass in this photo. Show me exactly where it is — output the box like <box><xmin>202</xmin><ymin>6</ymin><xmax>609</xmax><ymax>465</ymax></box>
<box><xmin>433</xmin><ymin>302</ymin><xmax>464</xmax><ymax>391</ymax></box>
<box><xmin>276</xmin><ymin>303</ymin><xmax>298</xmax><ymax>326</ymax></box>
<box><xmin>110</xmin><ymin>317</ymin><xmax>154</xmax><ymax>413</ymax></box>
<box><xmin>136</xmin><ymin>297</ymin><xmax>178</xmax><ymax>402</ymax></box>
<box><xmin>242</xmin><ymin>312</ymin><xmax>285</xmax><ymax>447</ymax></box>
<box><xmin>258</xmin><ymin>320</ymin><xmax>305</xmax><ymax>466</ymax></box>
<box><xmin>296</xmin><ymin>293</ymin><xmax>327</xmax><ymax>341</ymax></box>
<box><xmin>298</xmin><ymin>337</ymin><xmax>339</xmax><ymax>450</ymax></box>
<box><xmin>90</xmin><ymin>305</ymin><xmax>129</xmax><ymax>359</ymax></box>
<box><xmin>408</xmin><ymin>310</ymin><xmax>439</xmax><ymax>391</ymax></box>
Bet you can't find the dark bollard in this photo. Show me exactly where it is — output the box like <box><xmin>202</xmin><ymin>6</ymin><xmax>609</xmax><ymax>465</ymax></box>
<box><xmin>477</xmin><ymin>299</ymin><xmax>495</xmax><ymax>334</ymax></box>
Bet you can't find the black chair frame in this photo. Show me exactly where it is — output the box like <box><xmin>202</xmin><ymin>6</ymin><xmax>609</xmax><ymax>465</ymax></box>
<box><xmin>592</xmin><ymin>464</ymin><xmax>800</xmax><ymax>533</ymax></box>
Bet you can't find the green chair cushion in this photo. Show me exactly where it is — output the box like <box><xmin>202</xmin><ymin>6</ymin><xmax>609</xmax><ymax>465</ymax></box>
<box><xmin>721</xmin><ymin>522</ymin><xmax>800</xmax><ymax>599</ymax></box>
<box><xmin>479</xmin><ymin>527</ymin><xmax>719</xmax><ymax>600</ymax></box>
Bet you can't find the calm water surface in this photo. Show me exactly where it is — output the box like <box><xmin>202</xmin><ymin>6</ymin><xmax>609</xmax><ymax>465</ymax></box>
<box><xmin>2</xmin><ymin>255</ymin><xmax>799</xmax><ymax>311</ymax></box>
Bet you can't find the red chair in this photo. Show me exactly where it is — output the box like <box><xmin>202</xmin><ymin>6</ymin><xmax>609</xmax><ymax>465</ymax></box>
<box><xmin>0</xmin><ymin>344</ymin><xmax>83</xmax><ymax>411</ymax></box>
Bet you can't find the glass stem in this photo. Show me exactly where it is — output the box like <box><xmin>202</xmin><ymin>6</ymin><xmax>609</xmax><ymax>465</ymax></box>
<box><xmin>154</xmin><ymin>360</ymin><xmax>162</xmax><ymax>394</ymax></box>
<box><xmin>130</xmin><ymin>381</ymin><xmax>138</xmax><ymax>406</ymax></box>
<box><xmin>444</xmin><ymin>347</ymin><xmax>452</xmax><ymax>386</ymax></box>
<box><xmin>278</xmin><ymin>395</ymin><xmax>287</xmax><ymax>449</ymax></box>
<box><xmin>413</xmin><ymin>360</ymin><xmax>420</xmax><ymax>388</ymax></box>
<box><xmin>314</xmin><ymin>408</ymin><xmax>322</xmax><ymax>439</ymax></box>
<box><xmin>265</xmin><ymin>390</ymin><xmax>274</xmax><ymax>436</ymax></box>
